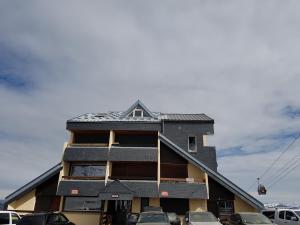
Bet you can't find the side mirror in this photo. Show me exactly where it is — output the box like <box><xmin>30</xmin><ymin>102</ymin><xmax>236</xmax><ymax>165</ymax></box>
<box><xmin>185</xmin><ymin>218</ymin><xmax>189</xmax><ymax>222</ymax></box>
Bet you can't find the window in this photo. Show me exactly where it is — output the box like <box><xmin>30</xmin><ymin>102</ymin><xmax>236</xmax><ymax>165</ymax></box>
<box><xmin>64</xmin><ymin>197</ymin><xmax>102</xmax><ymax>211</ymax></box>
<box><xmin>286</xmin><ymin>211</ymin><xmax>298</xmax><ymax>221</ymax></box>
<box><xmin>279</xmin><ymin>211</ymin><xmax>285</xmax><ymax>219</ymax></box>
<box><xmin>11</xmin><ymin>213</ymin><xmax>20</xmax><ymax>224</ymax></box>
<box><xmin>48</xmin><ymin>214</ymin><xmax>68</xmax><ymax>223</ymax></box>
<box><xmin>188</xmin><ymin>136</ymin><xmax>197</xmax><ymax>152</ymax></box>
<box><xmin>70</xmin><ymin>164</ymin><xmax>106</xmax><ymax>177</ymax></box>
<box><xmin>133</xmin><ymin>109</ymin><xmax>143</xmax><ymax>117</ymax></box>
<box><xmin>262</xmin><ymin>211</ymin><xmax>275</xmax><ymax>220</ymax></box>
<box><xmin>0</xmin><ymin>213</ymin><xmax>9</xmax><ymax>224</ymax></box>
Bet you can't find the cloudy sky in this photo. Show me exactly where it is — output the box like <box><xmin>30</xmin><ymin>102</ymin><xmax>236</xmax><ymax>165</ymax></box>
<box><xmin>1</xmin><ymin>1</ymin><xmax>300</xmax><ymax>205</ymax></box>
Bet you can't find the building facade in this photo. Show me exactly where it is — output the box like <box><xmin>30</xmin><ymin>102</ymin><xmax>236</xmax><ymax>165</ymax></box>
<box><xmin>5</xmin><ymin>101</ymin><xmax>264</xmax><ymax>225</ymax></box>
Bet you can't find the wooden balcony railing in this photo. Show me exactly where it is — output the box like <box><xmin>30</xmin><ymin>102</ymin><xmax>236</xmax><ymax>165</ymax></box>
<box><xmin>67</xmin><ymin>143</ymin><xmax>109</xmax><ymax>147</ymax></box>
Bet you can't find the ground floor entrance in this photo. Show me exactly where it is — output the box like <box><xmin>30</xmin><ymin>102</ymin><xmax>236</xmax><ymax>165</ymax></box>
<box><xmin>107</xmin><ymin>200</ymin><xmax>132</xmax><ymax>225</ymax></box>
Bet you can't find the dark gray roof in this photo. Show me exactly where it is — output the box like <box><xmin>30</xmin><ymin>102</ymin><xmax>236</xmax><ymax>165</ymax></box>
<box><xmin>159</xmin><ymin>134</ymin><xmax>264</xmax><ymax>210</ymax></box>
<box><xmin>5</xmin><ymin>163</ymin><xmax>62</xmax><ymax>204</ymax></box>
<box><xmin>121</xmin><ymin>181</ymin><xmax>159</xmax><ymax>198</ymax></box>
<box><xmin>162</xmin><ymin>114</ymin><xmax>213</xmax><ymax>122</ymax></box>
<box><xmin>68</xmin><ymin>100</ymin><xmax>213</xmax><ymax>123</ymax></box>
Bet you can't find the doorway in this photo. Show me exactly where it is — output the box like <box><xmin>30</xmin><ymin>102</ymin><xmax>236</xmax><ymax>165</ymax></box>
<box><xmin>107</xmin><ymin>200</ymin><xmax>132</xmax><ymax>225</ymax></box>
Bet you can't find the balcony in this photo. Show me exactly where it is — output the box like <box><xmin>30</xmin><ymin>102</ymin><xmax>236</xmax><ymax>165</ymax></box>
<box><xmin>57</xmin><ymin>180</ymin><xmax>105</xmax><ymax>197</ymax></box>
<box><xmin>109</xmin><ymin>146</ymin><xmax>157</xmax><ymax>162</ymax></box>
<box><xmin>63</xmin><ymin>146</ymin><xmax>109</xmax><ymax>161</ymax></box>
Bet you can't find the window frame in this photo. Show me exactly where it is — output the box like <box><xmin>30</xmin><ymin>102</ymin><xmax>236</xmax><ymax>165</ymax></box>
<box><xmin>188</xmin><ymin>136</ymin><xmax>197</xmax><ymax>152</ymax></box>
<box><xmin>69</xmin><ymin>162</ymin><xmax>107</xmax><ymax>178</ymax></box>
<box><xmin>133</xmin><ymin>109</ymin><xmax>143</xmax><ymax>117</ymax></box>
<box><xmin>63</xmin><ymin>197</ymin><xmax>103</xmax><ymax>212</ymax></box>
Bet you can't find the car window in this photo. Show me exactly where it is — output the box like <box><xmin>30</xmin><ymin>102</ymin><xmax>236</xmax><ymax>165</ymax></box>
<box><xmin>286</xmin><ymin>211</ymin><xmax>298</xmax><ymax>221</ymax></box>
<box><xmin>190</xmin><ymin>212</ymin><xmax>218</xmax><ymax>222</ymax></box>
<box><xmin>48</xmin><ymin>214</ymin><xmax>68</xmax><ymax>223</ymax></box>
<box><xmin>11</xmin><ymin>213</ymin><xmax>20</xmax><ymax>224</ymax></box>
<box><xmin>279</xmin><ymin>211</ymin><xmax>285</xmax><ymax>219</ymax></box>
<box><xmin>262</xmin><ymin>211</ymin><xmax>275</xmax><ymax>220</ymax></box>
<box><xmin>0</xmin><ymin>213</ymin><xmax>9</xmax><ymax>224</ymax></box>
<box><xmin>138</xmin><ymin>213</ymin><xmax>168</xmax><ymax>223</ymax></box>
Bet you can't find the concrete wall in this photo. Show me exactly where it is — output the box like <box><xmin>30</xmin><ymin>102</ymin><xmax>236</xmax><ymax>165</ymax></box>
<box><xmin>234</xmin><ymin>196</ymin><xmax>257</xmax><ymax>212</ymax></box>
<box><xmin>7</xmin><ymin>189</ymin><xmax>36</xmax><ymax>211</ymax></box>
<box><xmin>63</xmin><ymin>212</ymin><xmax>100</xmax><ymax>225</ymax></box>
<box><xmin>188</xmin><ymin>164</ymin><xmax>206</xmax><ymax>181</ymax></box>
<box><xmin>189</xmin><ymin>199</ymin><xmax>207</xmax><ymax>211</ymax></box>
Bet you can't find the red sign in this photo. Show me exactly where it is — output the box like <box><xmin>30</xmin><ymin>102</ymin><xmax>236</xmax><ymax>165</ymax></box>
<box><xmin>71</xmin><ymin>189</ymin><xmax>79</xmax><ymax>195</ymax></box>
<box><xmin>161</xmin><ymin>191</ymin><xmax>169</xmax><ymax>197</ymax></box>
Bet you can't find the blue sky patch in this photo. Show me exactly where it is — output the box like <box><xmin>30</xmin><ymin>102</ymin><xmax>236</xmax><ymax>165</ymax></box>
<box><xmin>281</xmin><ymin>105</ymin><xmax>300</xmax><ymax>119</ymax></box>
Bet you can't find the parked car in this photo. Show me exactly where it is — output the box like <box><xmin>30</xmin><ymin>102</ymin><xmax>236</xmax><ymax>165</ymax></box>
<box><xmin>16</xmin><ymin>212</ymin><xmax>75</xmax><ymax>225</ymax></box>
<box><xmin>261</xmin><ymin>208</ymin><xmax>300</xmax><ymax>225</ymax></box>
<box><xmin>0</xmin><ymin>211</ymin><xmax>21</xmax><ymax>225</ymax></box>
<box><xmin>136</xmin><ymin>211</ymin><xmax>170</xmax><ymax>225</ymax></box>
<box><xmin>143</xmin><ymin>207</ymin><xmax>163</xmax><ymax>212</ymax></box>
<box><xmin>167</xmin><ymin>213</ymin><xmax>181</xmax><ymax>225</ymax></box>
<box><xmin>184</xmin><ymin>211</ymin><xmax>222</xmax><ymax>225</ymax></box>
<box><xmin>229</xmin><ymin>212</ymin><xmax>274</xmax><ymax>225</ymax></box>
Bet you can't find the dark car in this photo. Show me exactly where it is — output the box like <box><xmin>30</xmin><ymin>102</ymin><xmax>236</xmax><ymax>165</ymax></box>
<box><xmin>16</xmin><ymin>212</ymin><xmax>75</xmax><ymax>225</ymax></box>
<box><xmin>126</xmin><ymin>213</ymin><xmax>139</xmax><ymax>225</ymax></box>
<box><xmin>167</xmin><ymin>213</ymin><xmax>181</xmax><ymax>225</ymax></box>
<box><xmin>229</xmin><ymin>213</ymin><xmax>274</xmax><ymax>225</ymax></box>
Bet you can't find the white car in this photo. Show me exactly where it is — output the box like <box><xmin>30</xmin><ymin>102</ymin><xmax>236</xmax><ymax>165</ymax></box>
<box><xmin>184</xmin><ymin>211</ymin><xmax>222</xmax><ymax>225</ymax></box>
<box><xmin>262</xmin><ymin>208</ymin><xmax>300</xmax><ymax>225</ymax></box>
<box><xmin>0</xmin><ymin>211</ymin><xmax>21</xmax><ymax>225</ymax></box>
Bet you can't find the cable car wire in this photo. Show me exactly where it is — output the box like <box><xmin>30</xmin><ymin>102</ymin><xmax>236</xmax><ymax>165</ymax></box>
<box><xmin>247</xmin><ymin>132</ymin><xmax>300</xmax><ymax>191</ymax></box>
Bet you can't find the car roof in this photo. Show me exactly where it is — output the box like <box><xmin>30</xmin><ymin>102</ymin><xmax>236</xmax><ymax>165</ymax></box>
<box><xmin>0</xmin><ymin>211</ymin><xmax>18</xmax><ymax>214</ymax></box>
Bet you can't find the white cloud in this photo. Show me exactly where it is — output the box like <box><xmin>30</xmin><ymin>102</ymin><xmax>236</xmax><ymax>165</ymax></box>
<box><xmin>0</xmin><ymin>1</ymin><xmax>300</xmax><ymax>203</ymax></box>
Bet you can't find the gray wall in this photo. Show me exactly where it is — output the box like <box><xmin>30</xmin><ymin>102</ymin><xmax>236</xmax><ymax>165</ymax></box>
<box><xmin>162</xmin><ymin>122</ymin><xmax>217</xmax><ymax>170</ymax></box>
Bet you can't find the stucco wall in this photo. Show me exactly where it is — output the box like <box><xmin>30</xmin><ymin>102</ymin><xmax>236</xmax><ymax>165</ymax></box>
<box><xmin>7</xmin><ymin>189</ymin><xmax>36</xmax><ymax>211</ymax></box>
<box><xmin>132</xmin><ymin>198</ymin><xmax>141</xmax><ymax>213</ymax></box>
<box><xmin>189</xmin><ymin>199</ymin><xmax>207</xmax><ymax>211</ymax></box>
<box><xmin>64</xmin><ymin>212</ymin><xmax>100</xmax><ymax>225</ymax></box>
<box><xmin>188</xmin><ymin>164</ymin><xmax>206</xmax><ymax>181</ymax></box>
<box><xmin>234</xmin><ymin>196</ymin><xmax>257</xmax><ymax>212</ymax></box>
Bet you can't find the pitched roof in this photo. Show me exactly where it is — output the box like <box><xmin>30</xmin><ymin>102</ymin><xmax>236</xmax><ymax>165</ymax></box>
<box><xmin>159</xmin><ymin>134</ymin><xmax>264</xmax><ymax>210</ymax></box>
<box><xmin>5</xmin><ymin>163</ymin><xmax>62</xmax><ymax>204</ymax></box>
<box><xmin>68</xmin><ymin>100</ymin><xmax>213</xmax><ymax>123</ymax></box>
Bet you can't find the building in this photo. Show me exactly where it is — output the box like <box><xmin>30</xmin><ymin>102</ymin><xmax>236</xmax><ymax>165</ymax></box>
<box><xmin>5</xmin><ymin>100</ymin><xmax>264</xmax><ymax>225</ymax></box>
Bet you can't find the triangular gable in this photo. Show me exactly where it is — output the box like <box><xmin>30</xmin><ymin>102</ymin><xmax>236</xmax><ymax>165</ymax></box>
<box><xmin>99</xmin><ymin>180</ymin><xmax>135</xmax><ymax>200</ymax></box>
<box><xmin>120</xmin><ymin>100</ymin><xmax>155</xmax><ymax>118</ymax></box>
<box><xmin>100</xmin><ymin>180</ymin><xmax>135</xmax><ymax>194</ymax></box>
<box><xmin>159</xmin><ymin>134</ymin><xmax>264</xmax><ymax>210</ymax></box>
<box><xmin>5</xmin><ymin>163</ymin><xmax>62</xmax><ymax>205</ymax></box>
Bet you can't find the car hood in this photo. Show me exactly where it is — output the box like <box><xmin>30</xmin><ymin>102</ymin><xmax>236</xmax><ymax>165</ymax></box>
<box><xmin>190</xmin><ymin>222</ymin><xmax>222</xmax><ymax>225</ymax></box>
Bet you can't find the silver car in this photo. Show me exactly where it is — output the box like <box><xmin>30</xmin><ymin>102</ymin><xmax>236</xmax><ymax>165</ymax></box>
<box><xmin>184</xmin><ymin>212</ymin><xmax>222</xmax><ymax>225</ymax></box>
<box><xmin>136</xmin><ymin>211</ymin><xmax>170</xmax><ymax>225</ymax></box>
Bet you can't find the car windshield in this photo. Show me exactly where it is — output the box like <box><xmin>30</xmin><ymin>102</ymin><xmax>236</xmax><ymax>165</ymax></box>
<box><xmin>138</xmin><ymin>213</ymin><xmax>168</xmax><ymax>223</ymax></box>
<box><xmin>190</xmin><ymin>212</ymin><xmax>218</xmax><ymax>222</ymax></box>
<box><xmin>240</xmin><ymin>214</ymin><xmax>272</xmax><ymax>224</ymax></box>
<box><xmin>295</xmin><ymin>211</ymin><xmax>300</xmax><ymax>217</ymax></box>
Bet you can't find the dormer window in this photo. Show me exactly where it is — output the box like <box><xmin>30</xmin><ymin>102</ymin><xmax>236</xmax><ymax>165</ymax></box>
<box><xmin>133</xmin><ymin>109</ymin><xmax>143</xmax><ymax>117</ymax></box>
